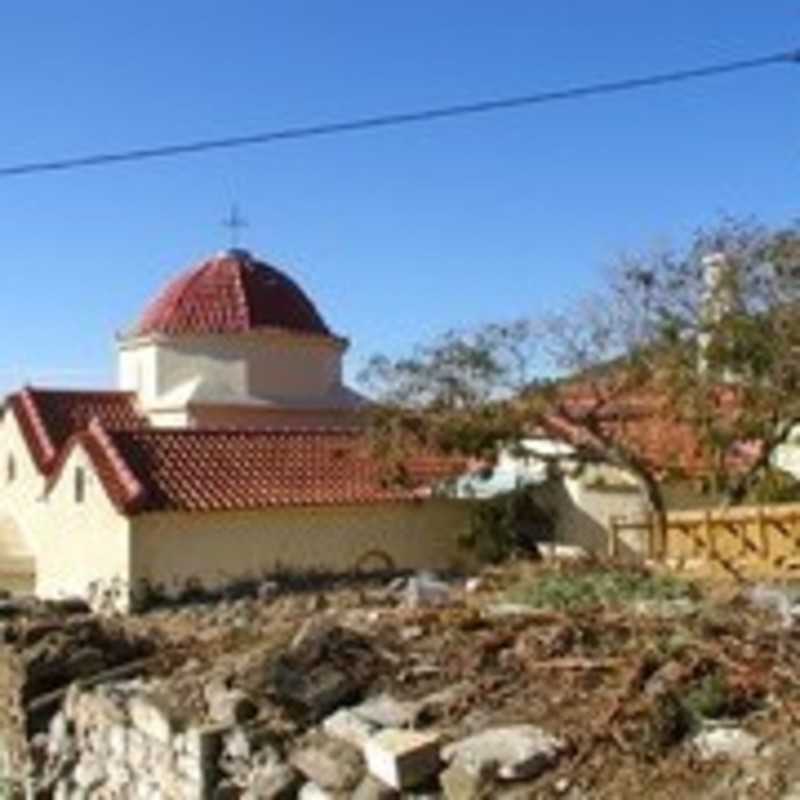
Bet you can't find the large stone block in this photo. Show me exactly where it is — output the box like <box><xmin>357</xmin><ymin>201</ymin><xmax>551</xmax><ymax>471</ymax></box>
<box><xmin>363</xmin><ymin>729</ymin><xmax>441</xmax><ymax>790</ymax></box>
<box><xmin>322</xmin><ymin>708</ymin><xmax>378</xmax><ymax>748</ymax></box>
<box><xmin>291</xmin><ymin>734</ymin><xmax>364</xmax><ymax>791</ymax></box>
<box><xmin>440</xmin><ymin>725</ymin><xmax>565</xmax><ymax>782</ymax></box>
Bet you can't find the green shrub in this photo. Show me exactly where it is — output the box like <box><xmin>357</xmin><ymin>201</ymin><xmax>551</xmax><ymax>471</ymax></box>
<box><xmin>505</xmin><ymin>567</ymin><xmax>695</xmax><ymax>611</ymax></box>
<box><xmin>460</xmin><ymin>486</ymin><xmax>555</xmax><ymax>563</ymax></box>
<box><xmin>746</xmin><ymin>468</ymin><xmax>800</xmax><ymax>504</ymax></box>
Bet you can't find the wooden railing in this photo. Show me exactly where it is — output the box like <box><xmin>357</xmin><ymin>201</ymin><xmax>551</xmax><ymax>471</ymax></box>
<box><xmin>610</xmin><ymin>503</ymin><xmax>800</xmax><ymax>579</ymax></box>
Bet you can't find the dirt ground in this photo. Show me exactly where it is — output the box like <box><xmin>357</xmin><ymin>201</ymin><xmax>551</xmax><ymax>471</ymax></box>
<box><xmin>5</xmin><ymin>558</ymin><xmax>800</xmax><ymax>798</ymax></box>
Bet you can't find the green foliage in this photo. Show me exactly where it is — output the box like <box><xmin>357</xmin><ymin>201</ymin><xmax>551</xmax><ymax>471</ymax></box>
<box><xmin>460</xmin><ymin>486</ymin><xmax>555</xmax><ymax>564</ymax></box>
<box><xmin>504</xmin><ymin>567</ymin><xmax>695</xmax><ymax>611</ymax></box>
<box><xmin>682</xmin><ymin>671</ymin><xmax>730</xmax><ymax>721</ymax></box>
<box><xmin>745</xmin><ymin>468</ymin><xmax>800</xmax><ymax>504</ymax></box>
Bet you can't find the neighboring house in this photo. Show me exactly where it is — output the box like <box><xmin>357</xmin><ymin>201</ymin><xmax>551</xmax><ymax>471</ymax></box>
<box><xmin>0</xmin><ymin>248</ymin><xmax>471</xmax><ymax>609</ymax></box>
<box><xmin>453</xmin><ymin>434</ymin><xmax>648</xmax><ymax>555</ymax></box>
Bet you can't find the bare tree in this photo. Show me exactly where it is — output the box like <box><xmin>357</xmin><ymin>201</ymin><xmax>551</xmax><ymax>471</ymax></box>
<box><xmin>362</xmin><ymin>216</ymin><xmax>800</xmax><ymax>531</ymax></box>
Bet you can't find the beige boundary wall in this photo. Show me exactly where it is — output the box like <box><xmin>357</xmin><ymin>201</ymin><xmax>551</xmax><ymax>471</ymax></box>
<box><xmin>129</xmin><ymin>500</ymin><xmax>474</xmax><ymax>597</ymax></box>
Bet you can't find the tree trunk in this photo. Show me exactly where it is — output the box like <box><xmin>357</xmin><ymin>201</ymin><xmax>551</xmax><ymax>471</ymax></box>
<box><xmin>634</xmin><ymin>468</ymin><xmax>667</xmax><ymax>559</ymax></box>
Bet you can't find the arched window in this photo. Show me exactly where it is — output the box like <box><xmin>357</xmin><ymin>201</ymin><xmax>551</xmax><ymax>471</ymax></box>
<box><xmin>74</xmin><ymin>467</ymin><xmax>86</xmax><ymax>503</ymax></box>
<box><xmin>6</xmin><ymin>454</ymin><xmax>15</xmax><ymax>484</ymax></box>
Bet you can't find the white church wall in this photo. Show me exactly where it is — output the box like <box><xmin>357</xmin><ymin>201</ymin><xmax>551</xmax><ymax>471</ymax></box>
<box><xmin>118</xmin><ymin>341</ymin><xmax>159</xmax><ymax>406</ymax></box>
<box><xmin>119</xmin><ymin>332</ymin><xmax>352</xmax><ymax>424</ymax></box>
<box><xmin>0</xmin><ymin>410</ymin><xmax>48</xmax><ymax>564</ymax></box>
<box><xmin>129</xmin><ymin>500</ymin><xmax>473</xmax><ymax>595</ymax></box>
<box><xmin>36</xmin><ymin>444</ymin><xmax>131</xmax><ymax>606</ymax></box>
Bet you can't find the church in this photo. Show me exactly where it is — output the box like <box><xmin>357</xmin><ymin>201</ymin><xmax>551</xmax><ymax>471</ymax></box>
<box><xmin>0</xmin><ymin>248</ymin><xmax>471</xmax><ymax>609</ymax></box>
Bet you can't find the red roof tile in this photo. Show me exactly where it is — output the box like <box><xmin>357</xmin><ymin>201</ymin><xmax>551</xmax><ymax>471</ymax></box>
<box><xmin>55</xmin><ymin>426</ymin><xmax>461</xmax><ymax>515</ymax></box>
<box><xmin>134</xmin><ymin>250</ymin><xmax>334</xmax><ymax>338</ymax></box>
<box><xmin>9</xmin><ymin>388</ymin><xmax>144</xmax><ymax>474</ymax></box>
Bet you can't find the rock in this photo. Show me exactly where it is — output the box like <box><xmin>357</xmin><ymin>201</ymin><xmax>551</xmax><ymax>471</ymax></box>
<box><xmin>692</xmin><ymin>727</ymin><xmax>763</xmax><ymax>761</ymax></box>
<box><xmin>222</xmin><ymin>725</ymin><xmax>279</xmax><ymax>763</ymax></box>
<box><xmin>298</xmin><ymin>783</ymin><xmax>338</xmax><ymax>800</ymax></box>
<box><xmin>464</xmin><ymin>577</ymin><xmax>483</xmax><ymax>594</ymax></box>
<box><xmin>207</xmin><ymin>687</ymin><xmax>258</xmax><ymax>725</ymax></box>
<box><xmin>417</xmin><ymin>684</ymin><xmax>469</xmax><ymax>720</ymax></box>
<box><xmin>73</xmin><ymin>755</ymin><xmax>106</xmax><ymax>790</ymax></box>
<box><xmin>270</xmin><ymin>620</ymin><xmax>377</xmax><ymax>719</ymax></box>
<box><xmin>537</xmin><ymin>544</ymin><xmax>588</xmax><ymax>561</ymax></box>
<box><xmin>404</xmin><ymin>573</ymin><xmax>451</xmax><ymax>609</ymax></box>
<box><xmin>257</xmin><ymin>581</ymin><xmax>281</xmax><ymax>602</ymax></box>
<box><xmin>129</xmin><ymin>692</ymin><xmax>175</xmax><ymax>745</ymax></box>
<box><xmin>47</xmin><ymin>712</ymin><xmax>72</xmax><ymax>757</ymax></box>
<box><xmin>440</xmin><ymin>760</ymin><xmax>494</xmax><ymax>800</ymax></box>
<box><xmin>400</xmin><ymin>625</ymin><xmax>425</xmax><ymax>642</ymax></box>
<box><xmin>244</xmin><ymin>762</ymin><xmax>302</xmax><ymax>799</ymax></box>
<box><xmin>352</xmin><ymin>693</ymin><xmax>420</xmax><ymax>729</ymax></box>
<box><xmin>748</xmin><ymin>584</ymin><xmax>800</xmax><ymax>628</ymax></box>
<box><xmin>441</xmin><ymin>725</ymin><xmax>565</xmax><ymax>782</ymax></box>
<box><xmin>554</xmin><ymin>777</ymin><xmax>572</xmax><ymax>794</ymax></box>
<box><xmin>323</xmin><ymin>708</ymin><xmax>379</xmax><ymax>747</ymax></box>
<box><xmin>272</xmin><ymin>660</ymin><xmax>360</xmax><ymax>720</ymax></box>
<box><xmin>643</xmin><ymin>660</ymin><xmax>684</xmax><ymax>697</ymax></box>
<box><xmin>364</xmin><ymin>729</ymin><xmax>441</xmax><ymax>791</ymax></box>
<box><xmin>291</xmin><ymin>734</ymin><xmax>365</xmax><ymax>791</ymax></box>
<box><xmin>352</xmin><ymin>774</ymin><xmax>399</xmax><ymax>799</ymax></box>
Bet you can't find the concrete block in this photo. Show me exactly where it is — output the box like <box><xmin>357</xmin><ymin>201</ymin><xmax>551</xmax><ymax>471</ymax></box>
<box><xmin>364</xmin><ymin>729</ymin><xmax>441</xmax><ymax>790</ymax></box>
<box><xmin>323</xmin><ymin>708</ymin><xmax>378</xmax><ymax>748</ymax></box>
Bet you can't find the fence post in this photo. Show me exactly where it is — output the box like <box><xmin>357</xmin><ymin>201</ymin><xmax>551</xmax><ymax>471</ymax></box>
<box><xmin>757</xmin><ymin>506</ymin><xmax>769</xmax><ymax>560</ymax></box>
<box><xmin>608</xmin><ymin>516</ymin><xmax>620</xmax><ymax>559</ymax></box>
<box><xmin>707</xmin><ymin>510</ymin><xmax>716</xmax><ymax>559</ymax></box>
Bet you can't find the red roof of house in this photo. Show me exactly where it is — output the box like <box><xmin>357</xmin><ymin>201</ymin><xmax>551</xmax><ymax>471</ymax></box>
<box><xmin>53</xmin><ymin>424</ymin><xmax>462</xmax><ymax>515</ymax></box>
<box><xmin>133</xmin><ymin>250</ymin><xmax>334</xmax><ymax>339</ymax></box>
<box><xmin>541</xmin><ymin>384</ymin><xmax>757</xmax><ymax>479</ymax></box>
<box><xmin>8</xmin><ymin>388</ymin><xmax>143</xmax><ymax>473</ymax></box>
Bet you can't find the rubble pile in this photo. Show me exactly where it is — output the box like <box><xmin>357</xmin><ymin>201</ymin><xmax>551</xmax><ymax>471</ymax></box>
<box><xmin>0</xmin><ymin>609</ymin><xmax>157</xmax><ymax>780</ymax></box>
<box><xmin>3</xmin><ymin>562</ymin><xmax>800</xmax><ymax>798</ymax></box>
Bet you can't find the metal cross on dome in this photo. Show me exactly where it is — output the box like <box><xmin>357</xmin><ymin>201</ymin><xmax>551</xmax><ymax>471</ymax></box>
<box><xmin>221</xmin><ymin>204</ymin><xmax>248</xmax><ymax>248</ymax></box>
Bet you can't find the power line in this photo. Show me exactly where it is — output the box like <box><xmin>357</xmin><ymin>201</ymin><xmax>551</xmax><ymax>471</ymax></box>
<box><xmin>1</xmin><ymin>48</ymin><xmax>798</xmax><ymax>179</ymax></box>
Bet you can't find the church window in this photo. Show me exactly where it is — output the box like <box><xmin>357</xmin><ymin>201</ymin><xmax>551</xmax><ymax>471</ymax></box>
<box><xmin>75</xmin><ymin>467</ymin><xmax>86</xmax><ymax>503</ymax></box>
<box><xmin>6</xmin><ymin>454</ymin><xmax>15</xmax><ymax>484</ymax></box>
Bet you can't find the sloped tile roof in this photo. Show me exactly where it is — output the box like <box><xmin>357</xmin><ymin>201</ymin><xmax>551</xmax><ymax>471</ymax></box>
<box><xmin>8</xmin><ymin>387</ymin><xmax>144</xmax><ymax>473</ymax></box>
<box><xmin>56</xmin><ymin>425</ymin><xmax>464</xmax><ymax>515</ymax></box>
<box><xmin>134</xmin><ymin>250</ymin><xmax>334</xmax><ymax>338</ymax></box>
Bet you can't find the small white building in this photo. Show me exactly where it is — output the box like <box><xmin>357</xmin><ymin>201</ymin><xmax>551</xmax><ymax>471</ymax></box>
<box><xmin>0</xmin><ymin>248</ymin><xmax>471</xmax><ymax>608</ymax></box>
<box><xmin>454</xmin><ymin>435</ymin><xmax>649</xmax><ymax>555</ymax></box>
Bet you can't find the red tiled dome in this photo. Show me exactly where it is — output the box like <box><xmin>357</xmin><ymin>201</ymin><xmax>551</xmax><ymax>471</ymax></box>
<box><xmin>133</xmin><ymin>249</ymin><xmax>332</xmax><ymax>338</ymax></box>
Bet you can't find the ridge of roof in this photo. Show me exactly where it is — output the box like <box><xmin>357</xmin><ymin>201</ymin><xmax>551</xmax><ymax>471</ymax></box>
<box><xmin>7</xmin><ymin>387</ymin><xmax>144</xmax><ymax>475</ymax></box>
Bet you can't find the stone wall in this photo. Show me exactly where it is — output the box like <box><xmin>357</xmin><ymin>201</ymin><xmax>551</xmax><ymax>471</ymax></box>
<box><xmin>45</xmin><ymin>682</ymin><xmax>227</xmax><ymax>799</ymax></box>
<box><xmin>0</xmin><ymin>613</ymin><xmax>154</xmax><ymax>789</ymax></box>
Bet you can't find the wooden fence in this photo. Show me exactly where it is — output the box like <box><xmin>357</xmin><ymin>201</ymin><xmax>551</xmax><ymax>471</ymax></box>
<box><xmin>610</xmin><ymin>503</ymin><xmax>800</xmax><ymax>579</ymax></box>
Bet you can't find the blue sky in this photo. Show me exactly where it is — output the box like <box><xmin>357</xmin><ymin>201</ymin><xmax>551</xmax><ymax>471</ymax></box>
<box><xmin>0</xmin><ymin>2</ymin><xmax>798</xmax><ymax>392</ymax></box>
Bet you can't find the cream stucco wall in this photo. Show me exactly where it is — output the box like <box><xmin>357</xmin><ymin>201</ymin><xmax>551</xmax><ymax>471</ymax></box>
<box><xmin>119</xmin><ymin>332</ymin><xmax>357</xmax><ymax>412</ymax></box>
<box><xmin>36</xmin><ymin>445</ymin><xmax>131</xmax><ymax>604</ymax></box>
<box><xmin>535</xmin><ymin>475</ymin><xmax>648</xmax><ymax>556</ymax></box>
<box><xmin>0</xmin><ymin>411</ymin><xmax>48</xmax><ymax>563</ymax></box>
<box><xmin>0</xmin><ymin>413</ymin><xmax>131</xmax><ymax>601</ymax></box>
<box><xmin>129</xmin><ymin>500</ymin><xmax>473</xmax><ymax>595</ymax></box>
